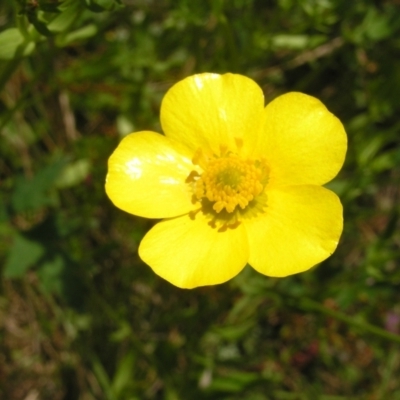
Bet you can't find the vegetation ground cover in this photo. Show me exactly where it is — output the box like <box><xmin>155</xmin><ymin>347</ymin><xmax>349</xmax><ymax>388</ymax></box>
<box><xmin>1</xmin><ymin>0</ymin><xmax>400</xmax><ymax>398</ymax></box>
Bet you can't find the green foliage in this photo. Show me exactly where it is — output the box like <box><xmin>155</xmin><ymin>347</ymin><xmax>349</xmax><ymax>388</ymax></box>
<box><xmin>0</xmin><ymin>28</ymin><xmax>35</xmax><ymax>60</ymax></box>
<box><xmin>11</xmin><ymin>157</ymin><xmax>67</xmax><ymax>213</ymax></box>
<box><xmin>4</xmin><ymin>233</ymin><xmax>45</xmax><ymax>277</ymax></box>
<box><xmin>1</xmin><ymin>0</ymin><xmax>400</xmax><ymax>398</ymax></box>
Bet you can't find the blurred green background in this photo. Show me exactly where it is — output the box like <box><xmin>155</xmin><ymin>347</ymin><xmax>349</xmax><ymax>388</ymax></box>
<box><xmin>1</xmin><ymin>0</ymin><xmax>400</xmax><ymax>398</ymax></box>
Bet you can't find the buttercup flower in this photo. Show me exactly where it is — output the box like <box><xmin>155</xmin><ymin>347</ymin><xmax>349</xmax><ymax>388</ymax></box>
<box><xmin>106</xmin><ymin>73</ymin><xmax>347</xmax><ymax>289</ymax></box>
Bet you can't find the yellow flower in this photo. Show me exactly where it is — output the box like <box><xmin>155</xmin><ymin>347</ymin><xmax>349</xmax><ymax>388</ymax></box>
<box><xmin>105</xmin><ymin>73</ymin><xmax>347</xmax><ymax>289</ymax></box>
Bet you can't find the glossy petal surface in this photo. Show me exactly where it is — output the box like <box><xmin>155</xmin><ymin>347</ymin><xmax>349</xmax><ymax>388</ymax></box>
<box><xmin>106</xmin><ymin>131</ymin><xmax>196</xmax><ymax>218</ymax></box>
<box><xmin>245</xmin><ymin>185</ymin><xmax>343</xmax><ymax>277</ymax></box>
<box><xmin>139</xmin><ymin>213</ymin><xmax>249</xmax><ymax>288</ymax></box>
<box><xmin>161</xmin><ymin>73</ymin><xmax>265</xmax><ymax>156</ymax></box>
<box><xmin>106</xmin><ymin>74</ymin><xmax>347</xmax><ymax>288</ymax></box>
<box><xmin>259</xmin><ymin>92</ymin><xmax>347</xmax><ymax>187</ymax></box>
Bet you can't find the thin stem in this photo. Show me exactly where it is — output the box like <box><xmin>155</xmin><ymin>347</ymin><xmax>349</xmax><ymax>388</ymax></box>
<box><xmin>287</xmin><ymin>294</ymin><xmax>400</xmax><ymax>345</ymax></box>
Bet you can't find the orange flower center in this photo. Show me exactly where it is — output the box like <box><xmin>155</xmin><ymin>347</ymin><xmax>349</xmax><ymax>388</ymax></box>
<box><xmin>191</xmin><ymin>150</ymin><xmax>269</xmax><ymax>214</ymax></box>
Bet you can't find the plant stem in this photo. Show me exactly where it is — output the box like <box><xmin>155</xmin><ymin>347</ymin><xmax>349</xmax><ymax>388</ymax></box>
<box><xmin>291</xmin><ymin>295</ymin><xmax>400</xmax><ymax>345</ymax></box>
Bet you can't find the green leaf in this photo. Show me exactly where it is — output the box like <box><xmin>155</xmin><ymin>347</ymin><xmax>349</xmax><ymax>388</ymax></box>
<box><xmin>0</xmin><ymin>201</ymin><xmax>7</xmax><ymax>223</ymax></box>
<box><xmin>117</xmin><ymin>115</ymin><xmax>135</xmax><ymax>137</ymax></box>
<box><xmin>0</xmin><ymin>28</ymin><xmax>35</xmax><ymax>60</ymax></box>
<box><xmin>37</xmin><ymin>253</ymin><xmax>86</xmax><ymax>308</ymax></box>
<box><xmin>92</xmin><ymin>355</ymin><xmax>115</xmax><ymax>400</ymax></box>
<box><xmin>36</xmin><ymin>1</ymin><xmax>62</xmax><ymax>13</ymax></box>
<box><xmin>55</xmin><ymin>159</ymin><xmax>91</xmax><ymax>188</ymax></box>
<box><xmin>47</xmin><ymin>1</ymin><xmax>82</xmax><ymax>33</ymax></box>
<box><xmin>363</xmin><ymin>8</ymin><xmax>392</xmax><ymax>41</ymax></box>
<box><xmin>111</xmin><ymin>350</ymin><xmax>136</xmax><ymax>398</ymax></box>
<box><xmin>27</xmin><ymin>10</ymin><xmax>53</xmax><ymax>36</ymax></box>
<box><xmin>271</xmin><ymin>34</ymin><xmax>309</xmax><ymax>50</ymax></box>
<box><xmin>4</xmin><ymin>234</ymin><xmax>45</xmax><ymax>278</ymax></box>
<box><xmin>0</xmin><ymin>29</ymin><xmax>23</xmax><ymax>59</ymax></box>
<box><xmin>356</xmin><ymin>134</ymin><xmax>388</xmax><ymax>167</ymax></box>
<box><xmin>85</xmin><ymin>0</ymin><xmax>124</xmax><ymax>12</ymax></box>
<box><xmin>55</xmin><ymin>24</ymin><xmax>98</xmax><ymax>47</ymax></box>
<box><xmin>213</xmin><ymin>320</ymin><xmax>254</xmax><ymax>341</ymax></box>
<box><xmin>37</xmin><ymin>255</ymin><xmax>65</xmax><ymax>294</ymax></box>
<box><xmin>11</xmin><ymin>158</ymin><xmax>68</xmax><ymax>213</ymax></box>
<box><xmin>208</xmin><ymin>371</ymin><xmax>259</xmax><ymax>393</ymax></box>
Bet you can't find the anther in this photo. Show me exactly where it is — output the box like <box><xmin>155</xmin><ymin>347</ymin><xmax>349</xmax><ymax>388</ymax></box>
<box><xmin>191</xmin><ymin>152</ymin><xmax>269</xmax><ymax>214</ymax></box>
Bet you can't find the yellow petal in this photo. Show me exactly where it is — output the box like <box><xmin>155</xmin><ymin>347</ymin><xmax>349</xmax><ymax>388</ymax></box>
<box><xmin>245</xmin><ymin>185</ymin><xmax>343</xmax><ymax>277</ymax></box>
<box><xmin>260</xmin><ymin>92</ymin><xmax>347</xmax><ymax>187</ymax></box>
<box><xmin>160</xmin><ymin>73</ymin><xmax>265</xmax><ymax>156</ymax></box>
<box><xmin>139</xmin><ymin>212</ymin><xmax>249</xmax><ymax>288</ymax></box>
<box><xmin>105</xmin><ymin>131</ymin><xmax>196</xmax><ymax>218</ymax></box>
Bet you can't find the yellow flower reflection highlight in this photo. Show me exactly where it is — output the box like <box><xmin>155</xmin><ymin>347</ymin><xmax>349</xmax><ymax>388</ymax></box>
<box><xmin>106</xmin><ymin>73</ymin><xmax>347</xmax><ymax>289</ymax></box>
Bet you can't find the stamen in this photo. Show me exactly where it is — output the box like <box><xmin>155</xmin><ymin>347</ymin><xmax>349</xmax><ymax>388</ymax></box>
<box><xmin>191</xmin><ymin>150</ymin><xmax>269</xmax><ymax>215</ymax></box>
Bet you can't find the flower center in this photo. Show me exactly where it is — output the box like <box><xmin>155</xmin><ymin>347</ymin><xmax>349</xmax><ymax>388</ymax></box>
<box><xmin>192</xmin><ymin>151</ymin><xmax>269</xmax><ymax>214</ymax></box>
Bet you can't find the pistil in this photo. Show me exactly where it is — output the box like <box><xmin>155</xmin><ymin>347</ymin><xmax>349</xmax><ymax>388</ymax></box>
<box><xmin>191</xmin><ymin>150</ymin><xmax>269</xmax><ymax>214</ymax></box>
